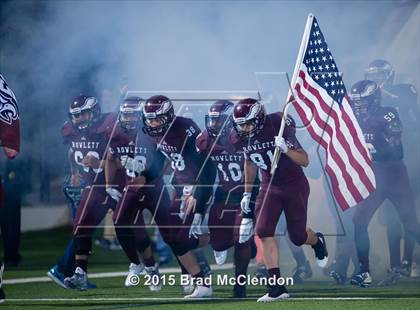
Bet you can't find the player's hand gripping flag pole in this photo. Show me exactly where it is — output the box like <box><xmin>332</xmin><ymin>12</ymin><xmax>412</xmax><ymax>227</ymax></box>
<box><xmin>270</xmin><ymin>14</ymin><xmax>376</xmax><ymax>210</ymax></box>
<box><xmin>0</xmin><ymin>73</ymin><xmax>20</xmax><ymax>159</ymax></box>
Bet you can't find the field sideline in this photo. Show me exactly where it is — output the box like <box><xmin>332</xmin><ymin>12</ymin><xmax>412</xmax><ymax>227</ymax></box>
<box><xmin>1</xmin><ymin>227</ymin><xmax>420</xmax><ymax>309</ymax></box>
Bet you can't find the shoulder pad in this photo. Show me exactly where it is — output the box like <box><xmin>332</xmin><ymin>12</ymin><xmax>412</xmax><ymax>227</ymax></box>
<box><xmin>178</xmin><ymin>116</ymin><xmax>200</xmax><ymax>137</ymax></box>
<box><xmin>267</xmin><ymin>112</ymin><xmax>296</xmax><ymax>131</ymax></box>
<box><xmin>61</xmin><ymin>121</ymin><xmax>76</xmax><ymax>139</ymax></box>
<box><xmin>95</xmin><ymin>112</ymin><xmax>118</xmax><ymax>134</ymax></box>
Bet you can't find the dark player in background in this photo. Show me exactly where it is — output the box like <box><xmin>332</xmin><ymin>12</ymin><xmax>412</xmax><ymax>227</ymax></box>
<box><xmin>365</xmin><ymin>60</ymin><xmax>419</xmax><ymax>284</ymax></box>
<box><xmin>105</xmin><ymin>97</ymin><xmax>167</xmax><ymax>290</ymax></box>
<box><xmin>196</xmin><ymin>100</ymin><xmax>257</xmax><ymax>298</ymax></box>
<box><xmin>349</xmin><ymin>80</ymin><xmax>420</xmax><ymax>287</ymax></box>
<box><xmin>61</xmin><ymin>95</ymin><xmax>122</xmax><ymax>290</ymax></box>
<box><xmin>231</xmin><ymin>98</ymin><xmax>328</xmax><ymax>302</ymax></box>
<box><xmin>142</xmin><ymin>95</ymin><xmax>216</xmax><ymax>298</ymax></box>
<box><xmin>0</xmin><ymin>73</ymin><xmax>20</xmax><ymax>304</ymax></box>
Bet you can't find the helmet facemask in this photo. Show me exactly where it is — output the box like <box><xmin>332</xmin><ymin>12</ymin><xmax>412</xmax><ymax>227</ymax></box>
<box><xmin>234</xmin><ymin>117</ymin><xmax>262</xmax><ymax>138</ymax></box>
<box><xmin>120</xmin><ymin>111</ymin><xmax>141</xmax><ymax>131</ymax></box>
<box><xmin>143</xmin><ymin>112</ymin><xmax>174</xmax><ymax>137</ymax></box>
<box><xmin>70</xmin><ymin>108</ymin><xmax>96</xmax><ymax>131</ymax></box>
<box><xmin>351</xmin><ymin>97</ymin><xmax>369</xmax><ymax>117</ymax></box>
<box><xmin>205</xmin><ymin>113</ymin><xmax>233</xmax><ymax>138</ymax></box>
<box><xmin>119</xmin><ymin>100</ymin><xmax>142</xmax><ymax>131</ymax></box>
<box><xmin>69</xmin><ymin>96</ymin><xmax>100</xmax><ymax>131</ymax></box>
<box><xmin>364</xmin><ymin>68</ymin><xmax>389</xmax><ymax>88</ymax></box>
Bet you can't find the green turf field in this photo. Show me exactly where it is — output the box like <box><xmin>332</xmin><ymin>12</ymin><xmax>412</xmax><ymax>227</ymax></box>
<box><xmin>1</xmin><ymin>227</ymin><xmax>420</xmax><ymax>309</ymax></box>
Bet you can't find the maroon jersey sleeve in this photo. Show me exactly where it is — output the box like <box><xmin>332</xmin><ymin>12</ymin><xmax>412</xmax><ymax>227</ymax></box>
<box><xmin>108</xmin><ymin>127</ymin><xmax>132</xmax><ymax>153</ymax></box>
<box><xmin>282</xmin><ymin>115</ymin><xmax>302</xmax><ymax>150</ymax></box>
<box><xmin>195</xmin><ymin>130</ymin><xmax>211</xmax><ymax>155</ymax></box>
<box><xmin>95</xmin><ymin>112</ymin><xmax>118</xmax><ymax>135</ymax></box>
<box><xmin>61</xmin><ymin>121</ymin><xmax>76</xmax><ymax>145</ymax></box>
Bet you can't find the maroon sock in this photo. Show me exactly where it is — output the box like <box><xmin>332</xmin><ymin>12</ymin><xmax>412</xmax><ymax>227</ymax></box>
<box><xmin>175</xmin><ymin>255</ymin><xmax>189</xmax><ymax>275</ymax></box>
<box><xmin>234</xmin><ymin>243</ymin><xmax>251</xmax><ymax>280</ymax></box>
<box><xmin>144</xmin><ymin>256</ymin><xmax>156</xmax><ymax>267</ymax></box>
<box><xmin>267</xmin><ymin>267</ymin><xmax>281</xmax><ymax>280</ymax></box>
<box><xmin>76</xmin><ymin>259</ymin><xmax>88</xmax><ymax>273</ymax></box>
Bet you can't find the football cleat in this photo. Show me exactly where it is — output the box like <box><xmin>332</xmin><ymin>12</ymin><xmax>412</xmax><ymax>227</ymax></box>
<box><xmin>213</xmin><ymin>250</ymin><xmax>227</xmax><ymax>266</ymax></box>
<box><xmin>232</xmin><ymin>284</ymin><xmax>246</xmax><ymax>298</ymax></box>
<box><xmin>64</xmin><ymin>267</ymin><xmax>88</xmax><ymax>291</ymax></box>
<box><xmin>377</xmin><ymin>267</ymin><xmax>401</xmax><ymax>286</ymax></box>
<box><xmin>47</xmin><ymin>266</ymin><xmax>68</xmax><ymax>289</ymax></box>
<box><xmin>292</xmin><ymin>260</ymin><xmax>312</xmax><ymax>284</ymax></box>
<box><xmin>329</xmin><ymin>269</ymin><xmax>347</xmax><ymax>285</ymax></box>
<box><xmin>184</xmin><ymin>285</ymin><xmax>213</xmax><ymax>299</ymax></box>
<box><xmin>350</xmin><ymin>271</ymin><xmax>372</xmax><ymax>287</ymax></box>
<box><xmin>312</xmin><ymin>232</ymin><xmax>328</xmax><ymax>268</ymax></box>
<box><xmin>145</xmin><ymin>264</ymin><xmax>161</xmax><ymax>292</ymax></box>
<box><xmin>109</xmin><ymin>239</ymin><xmax>122</xmax><ymax>251</ymax></box>
<box><xmin>124</xmin><ymin>263</ymin><xmax>145</xmax><ymax>287</ymax></box>
<box><xmin>257</xmin><ymin>285</ymin><xmax>289</xmax><ymax>302</ymax></box>
<box><xmin>181</xmin><ymin>275</ymin><xmax>195</xmax><ymax>295</ymax></box>
<box><xmin>399</xmin><ymin>260</ymin><xmax>412</xmax><ymax>278</ymax></box>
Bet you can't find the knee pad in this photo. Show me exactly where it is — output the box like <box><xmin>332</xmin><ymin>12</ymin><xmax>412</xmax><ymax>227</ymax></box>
<box><xmin>135</xmin><ymin>236</ymin><xmax>151</xmax><ymax>252</ymax></box>
<box><xmin>74</xmin><ymin>236</ymin><xmax>92</xmax><ymax>256</ymax></box>
<box><xmin>170</xmin><ymin>242</ymin><xmax>193</xmax><ymax>256</ymax></box>
<box><xmin>255</xmin><ymin>226</ymin><xmax>272</xmax><ymax>239</ymax></box>
<box><xmin>289</xmin><ymin>232</ymin><xmax>307</xmax><ymax>247</ymax></box>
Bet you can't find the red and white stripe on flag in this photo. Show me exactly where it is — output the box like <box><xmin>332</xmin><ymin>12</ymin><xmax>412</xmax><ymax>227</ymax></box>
<box><xmin>290</xmin><ymin>15</ymin><xmax>375</xmax><ymax>210</ymax></box>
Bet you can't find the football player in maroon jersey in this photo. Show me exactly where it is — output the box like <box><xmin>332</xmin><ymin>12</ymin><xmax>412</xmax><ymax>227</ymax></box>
<box><xmin>196</xmin><ymin>100</ymin><xmax>257</xmax><ymax>298</ymax></box>
<box><xmin>105</xmin><ymin>97</ymin><xmax>168</xmax><ymax>291</ymax></box>
<box><xmin>349</xmin><ymin>80</ymin><xmax>420</xmax><ymax>287</ymax></box>
<box><xmin>231</xmin><ymin>98</ymin><xmax>328</xmax><ymax>302</ymax></box>
<box><xmin>62</xmin><ymin>95</ymin><xmax>121</xmax><ymax>290</ymax></box>
<box><xmin>142</xmin><ymin>95</ymin><xmax>215</xmax><ymax>298</ymax></box>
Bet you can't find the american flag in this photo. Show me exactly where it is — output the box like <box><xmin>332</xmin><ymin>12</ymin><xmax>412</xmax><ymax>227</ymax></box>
<box><xmin>0</xmin><ymin>73</ymin><xmax>20</xmax><ymax>157</ymax></box>
<box><xmin>291</xmin><ymin>15</ymin><xmax>375</xmax><ymax>210</ymax></box>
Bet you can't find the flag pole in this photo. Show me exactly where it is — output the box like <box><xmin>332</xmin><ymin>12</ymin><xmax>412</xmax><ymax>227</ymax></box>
<box><xmin>270</xmin><ymin>13</ymin><xmax>314</xmax><ymax>175</ymax></box>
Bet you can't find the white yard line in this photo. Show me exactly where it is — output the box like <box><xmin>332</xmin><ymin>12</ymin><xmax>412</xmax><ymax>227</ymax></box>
<box><xmin>4</xmin><ymin>297</ymin><xmax>420</xmax><ymax>302</ymax></box>
<box><xmin>4</xmin><ymin>263</ymin><xmax>235</xmax><ymax>285</ymax></box>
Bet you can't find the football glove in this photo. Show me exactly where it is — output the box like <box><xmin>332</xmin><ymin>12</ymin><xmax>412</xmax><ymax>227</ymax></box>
<box><xmin>189</xmin><ymin>213</ymin><xmax>203</xmax><ymax>239</ymax></box>
<box><xmin>274</xmin><ymin>136</ymin><xmax>289</xmax><ymax>153</ymax></box>
<box><xmin>239</xmin><ymin>218</ymin><xmax>253</xmax><ymax>243</ymax></box>
<box><xmin>240</xmin><ymin>192</ymin><xmax>252</xmax><ymax>214</ymax></box>
<box><xmin>106</xmin><ymin>187</ymin><xmax>122</xmax><ymax>202</ymax></box>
